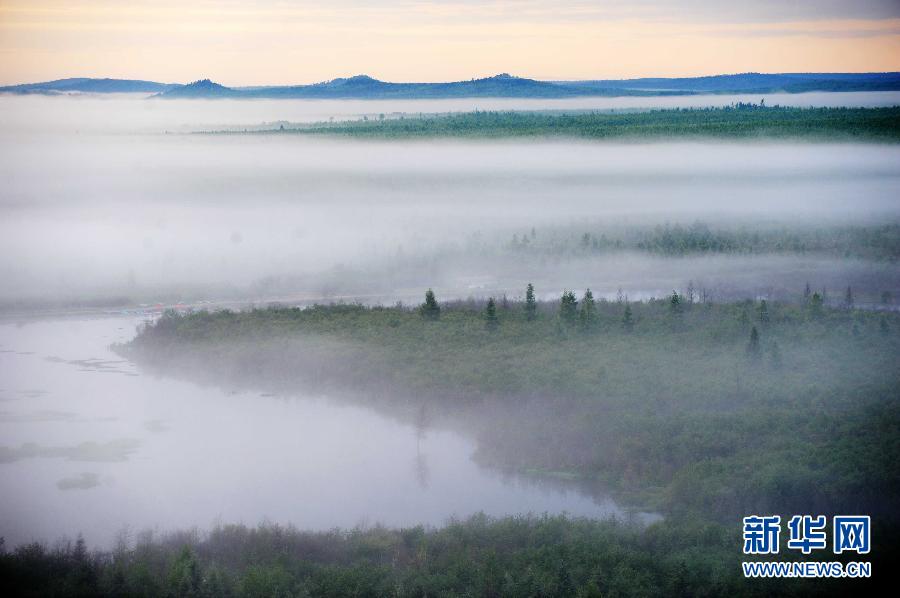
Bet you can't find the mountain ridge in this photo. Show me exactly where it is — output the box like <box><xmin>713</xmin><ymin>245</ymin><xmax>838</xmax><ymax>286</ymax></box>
<box><xmin>0</xmin><ymin>77</ymin><xmax>179</xmax><ymax>94</ymax></box>
<box><xmin>3</xmin><ymin>72</ymin><xmax>899</xmax><ymax>99</ymax></box>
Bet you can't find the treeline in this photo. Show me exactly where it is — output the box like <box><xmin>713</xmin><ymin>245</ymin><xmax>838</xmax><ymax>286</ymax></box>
<box><xmin>237</xmin><ymin>105</ymin><xmax>900</xmax><ymax>141</ymax></box>
<box><xmin>504</xmin><ymin>222</ymin><xmax>900</xmax><ymax>261</ymax></box>
<box><xmin>4</xmin><ymin>514</ymin><xmax>887</xmax><ymax>597</ymax></box>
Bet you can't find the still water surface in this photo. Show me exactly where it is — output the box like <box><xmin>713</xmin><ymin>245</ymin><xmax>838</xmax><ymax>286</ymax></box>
<box><xmin>0</xmin><ymin>315</ymin><xmax>645</xmax><ymax>548</ymax></box>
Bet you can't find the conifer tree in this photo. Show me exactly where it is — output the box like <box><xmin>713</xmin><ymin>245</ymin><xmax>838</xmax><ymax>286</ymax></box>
<box><xmin>845</xmin><ymin>286</ymin><xmax>854</xmax><ymax>309</ymax></box>
<box><xmin>168</xmin><ymin>546</ymin><xmax>202</xmax><ymax>596</ymax></box>
<box><xmin>420</xmin><ymin>288</ymin><xmax>440</xmax><ymax>321</ymax></box>
<box><xmin>560</xmin><ymin>290</ymin><xmax>578</xmax><ymax>324</ymax></box>
<box><xmin>580</xmin><ymin>289</ymin><xmax>596</xmax><ymax>329</ymax></box>
<box><xmin>525</xmin><ymin>283</ymin><xmax>537</xmax><ymax>321</ymax></box>
<box><xmin>669</xmin><ymin>290</ymin><xmax>682</xmax><ymax>317</ymax></box>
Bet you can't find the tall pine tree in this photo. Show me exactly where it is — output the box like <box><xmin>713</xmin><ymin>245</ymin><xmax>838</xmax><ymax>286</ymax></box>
<box><xmin>580</xmin><ymin>289</ymin><xmax>596</xmax><ymax>329</ymax></box>
<box><xmin>525</xmin><ymin>283</ymin><xmax>537</xmax><ymax>321</ymax></box>
<box><xmin>560</xmin><ymin>290</ymin><xmax>578</xmax><ymax>324</ymax></box>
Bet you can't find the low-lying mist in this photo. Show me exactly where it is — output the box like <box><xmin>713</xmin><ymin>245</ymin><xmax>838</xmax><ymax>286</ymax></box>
<box><xmin>2</xmin><ymin>94</ymin><xmax>898</xmax><ymax>309</ymax></box>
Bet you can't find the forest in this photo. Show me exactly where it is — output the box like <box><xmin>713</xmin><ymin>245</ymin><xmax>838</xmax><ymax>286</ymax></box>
<box><xmin>1</xmin><ymin>513</ymin><xmax>887</xmax><ymax>597</ymax></box>
<box><xmin>500</xmin><ymin>222</ymin><xmax>900</xmax><ymax>261</ymax></box>
<box><xmin>226</xmin><ymin>105</ymin><xmax>900</xmax><ymax>141</ymax></box>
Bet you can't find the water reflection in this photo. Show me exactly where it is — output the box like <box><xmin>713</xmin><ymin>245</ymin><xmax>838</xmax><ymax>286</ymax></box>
<box><xmin>56</xmin><ymin>472</ymin><xmax>101</xmax><ymax>491</ymax></box>
<box><xmin>414</xmin><ymin>403</ymin><xmax>431</xmax><ymax>490</ymax></box>
<box><xmin>0</xmin><ymin>439</ymin><xmax>140</xmax><ymax>464</ymax></box>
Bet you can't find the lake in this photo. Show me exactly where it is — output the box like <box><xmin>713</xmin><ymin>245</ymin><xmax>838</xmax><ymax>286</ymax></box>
<box><xmin>0</xmin><ymin>315</ymin><xmax>648</xmax><ymax>548</ymax></box>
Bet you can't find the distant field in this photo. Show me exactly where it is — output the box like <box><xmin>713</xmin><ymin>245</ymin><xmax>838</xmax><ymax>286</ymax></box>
<box><xmin>216</xmin><ymin>105</ymin><xmax>900</xmax><ymax>141</ymax></box>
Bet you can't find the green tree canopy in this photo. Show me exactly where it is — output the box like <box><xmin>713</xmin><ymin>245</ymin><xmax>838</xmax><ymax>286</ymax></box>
<box><xmin>525</xmin><ymin>283</ymin><xmax>537</xmax><ymax>321</ymax></box>
<box><xmin>560</xmin><ymin>290</ymin><xmax>578</xmax><ymax>324</ymax></box>
<box><xmin>420</xmin><ymin>288</ymin><xmax>441</xmax><ymax>321</ymax></box>
<box><xmin>580</xmin><ymin>289</ymin><xmax>596</xmax><ymax>330</ymax></box>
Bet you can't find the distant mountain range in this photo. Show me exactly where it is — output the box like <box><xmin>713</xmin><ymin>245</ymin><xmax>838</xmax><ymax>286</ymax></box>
<box><xmin>3</xmin><ymin>72</ymin><xmax>900</xmax><ymax>99</ymax></box>
<box><xmin>0</xmin><ymin>77</ymin><xmax>181</xmax><ymax>94</ymax></box>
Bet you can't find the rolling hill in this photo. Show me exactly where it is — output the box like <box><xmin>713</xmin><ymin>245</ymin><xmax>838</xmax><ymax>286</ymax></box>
<box><xmin>0</xmin><ymin>77</ymin><xmax>179</xmax><ymax>94</ymax></box>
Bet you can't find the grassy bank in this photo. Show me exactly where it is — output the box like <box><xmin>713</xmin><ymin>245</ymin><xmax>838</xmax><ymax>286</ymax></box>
<box><xmin>217</xmin><ymin>105</ymin><xmax>900</xmax><ymax>141</ymax></box>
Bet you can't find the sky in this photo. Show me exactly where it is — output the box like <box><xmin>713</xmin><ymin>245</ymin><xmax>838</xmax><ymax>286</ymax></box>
<box><xmin>1</xmin><ymin>0</ymin><xmax>899</xmax><ymax>85</ymax></box>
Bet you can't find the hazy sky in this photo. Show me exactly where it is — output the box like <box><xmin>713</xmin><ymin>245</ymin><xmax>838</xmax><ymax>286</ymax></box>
<box><xmin>1</xmin><ymin>0</ymin><xmax>899</xmax><ymax>85</ymax></box>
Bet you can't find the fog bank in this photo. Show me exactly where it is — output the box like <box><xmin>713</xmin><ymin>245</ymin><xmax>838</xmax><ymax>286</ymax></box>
<box><xmin>1</xmin><ymin>95</ymin><xmax>898</xmax><ymax>307</ymax></box>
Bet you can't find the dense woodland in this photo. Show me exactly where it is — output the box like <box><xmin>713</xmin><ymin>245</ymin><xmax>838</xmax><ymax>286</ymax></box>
<box><xmin>2</xmin><ymin>513</ymin><xmax>890</xmax><ymax>597</ymax></box>
<box><xmin>5</xmin><ymin>288</ymin><xmax>898</xmax><ymax>596</ymax></box>
<box><xmin>230</xmin><ymin>105</ymin><xmax>900</xmax><ymax>141</ymax></box>
<box><xmin>501</xmin><ymin>223</ymin><xmax>900</xmax><ymax>261</ymax></box>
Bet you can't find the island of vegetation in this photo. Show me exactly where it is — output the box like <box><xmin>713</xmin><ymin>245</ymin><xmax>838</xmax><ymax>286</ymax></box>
<box><xmin>5</xmin><ymin>285</ymin><xmax>892</xmax><ymax>595</ymax></box>
<box><xmin>122</xmin><ymin>289</ymin><xmax>900</xmax><ymax>525</ymax></box>
<box><xmin>210</xmin><ymin>105</ymin><xmax>900</xmax><ymax>142</ymax></box>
